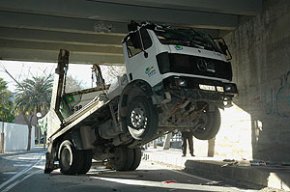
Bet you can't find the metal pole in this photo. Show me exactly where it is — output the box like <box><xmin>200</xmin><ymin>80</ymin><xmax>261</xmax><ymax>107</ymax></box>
<box><xmin>0</xmin><ymin>121</ymin><xmax>4</xmax><ymax>153</ymax></box>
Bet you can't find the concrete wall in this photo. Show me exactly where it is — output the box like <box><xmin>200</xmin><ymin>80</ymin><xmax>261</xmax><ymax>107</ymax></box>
<box><xmin>1</xmin><ymin>122</ymin><xmax>35</xmax><ymax>152</ymax></box>
<box><xmin>222</xmin><ymin>0</ymin><xmax>290</xmax><ymax>162</ymax></box>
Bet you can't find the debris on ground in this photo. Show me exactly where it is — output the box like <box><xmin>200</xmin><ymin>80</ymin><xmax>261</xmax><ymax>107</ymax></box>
<box><xmin>221</xmin><ymin>159</ymin><xmax>288</xmax><ymax>168</ymax></box>
<box><xmin>162</xmin><ymin>180</ymin><xmax>177</xmax><ymax>184</ymax></box>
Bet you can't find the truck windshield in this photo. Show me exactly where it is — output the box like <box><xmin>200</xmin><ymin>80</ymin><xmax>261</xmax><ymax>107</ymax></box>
<box><xmin>154</xmin><ymin>28</ymin><xmax>220</xmax><ymax>52</ymax></box>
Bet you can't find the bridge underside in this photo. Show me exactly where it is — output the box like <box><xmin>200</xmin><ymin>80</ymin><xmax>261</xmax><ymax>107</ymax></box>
<box><xmin>0</xmin><ymin>0</ymin><xmax>261</xmax><ymax>64</ymax></box>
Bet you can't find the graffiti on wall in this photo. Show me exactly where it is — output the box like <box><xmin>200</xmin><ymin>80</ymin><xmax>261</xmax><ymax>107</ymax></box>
<box><xmin>264</xmin><ymin>70</ymin><xmax>290</xmax><ymax>117</ymax></box>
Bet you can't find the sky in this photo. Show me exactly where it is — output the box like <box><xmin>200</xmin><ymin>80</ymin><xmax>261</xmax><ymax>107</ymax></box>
<box><xmin>0</xmin><ymin>60</ymin><xmax>120</xmax><ymax>92</ymax></box>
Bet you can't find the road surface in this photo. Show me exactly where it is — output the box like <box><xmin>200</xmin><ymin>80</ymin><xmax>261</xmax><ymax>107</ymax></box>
<box><xmin>0</xmin><ymin>149</ymin><xmax>260</xmax><ymax>192</ymax></box>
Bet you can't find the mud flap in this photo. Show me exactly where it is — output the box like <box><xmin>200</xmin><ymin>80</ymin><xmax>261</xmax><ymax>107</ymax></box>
<box><xmin>44</xmin><ymin>152</ymin><xmax>55</xmax><ymax>174</ymax></box>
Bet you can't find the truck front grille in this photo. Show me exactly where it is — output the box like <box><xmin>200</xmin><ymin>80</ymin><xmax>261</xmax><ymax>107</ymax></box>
<box><xmin>156</xmin><ymin>52</ymin><xmax>233</xmax><ymax>81</ymax></box>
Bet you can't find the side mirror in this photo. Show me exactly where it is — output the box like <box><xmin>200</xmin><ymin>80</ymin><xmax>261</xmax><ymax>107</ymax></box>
<box><xmin>214</xmin><ymin>38</ymin><xmax>232</xmax><ymax>60</ymax></box>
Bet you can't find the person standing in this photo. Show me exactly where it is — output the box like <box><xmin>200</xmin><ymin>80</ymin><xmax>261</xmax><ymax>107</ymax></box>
<box><xmin>181</xmin><ymin>130</ymin><xmax>195</xmax><ymax>157</ymax></box>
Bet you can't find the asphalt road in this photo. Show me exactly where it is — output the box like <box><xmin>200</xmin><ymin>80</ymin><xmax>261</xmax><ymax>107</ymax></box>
<box><xmin>0</xmin><ymin>150</ymin><xmax>258</xmax><ymax>192</ymax></box>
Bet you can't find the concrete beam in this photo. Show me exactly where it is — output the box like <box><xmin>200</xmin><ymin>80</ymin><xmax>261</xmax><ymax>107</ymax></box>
<box><xmin>0</xmin><ymin>11</ymin><xmax>128</xmax><ymax>34</ymax></box>
<box><xmin>0</xmin><ymin>27</ymin><xmax>124</xmax><ymax>46</ymax></box>
<box><xmin>0</xmin><ymin>11</ymin><xmax>220</xmax><ymax>36</ymax></box>
<box><xmin>0</xmin><ymin>39</ymin><xmax>123</xmax><ymax>55</ymax></box>
<box><xmin>93</xmin><ymin>0</ymin><xmax>262</xmax><ymax>16</ymax></box>
<box><xmin>0</xmin><ymin>48</ymin><xmax>124</xmax><ymax>64</ymax></box>
<box><xmin>0</xmin><ymin>0</ymin><xmax>238</xmax><ymax>30</ymax></box>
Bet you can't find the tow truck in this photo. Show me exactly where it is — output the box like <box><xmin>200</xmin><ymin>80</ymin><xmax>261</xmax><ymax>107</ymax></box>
<box><xmin>44</xmin><ymin>21</ymin><xmax>238</xmax><ymax>174</ymax></box>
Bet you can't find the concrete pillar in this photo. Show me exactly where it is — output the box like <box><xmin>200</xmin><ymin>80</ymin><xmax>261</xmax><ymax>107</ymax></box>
<box><xmin>208</xmin><ymin>138</ymin><xmax>216</xmax><ymax>157</ymax></box>
<box><xmin>163</xmin><ymin>132</ymin><xmax>172</xmax><ymax>150</ymax></box>
<box><xmin>153</xmin><ymin>140</ymin><xmax>157</xmax><ymax>149</ymax></box>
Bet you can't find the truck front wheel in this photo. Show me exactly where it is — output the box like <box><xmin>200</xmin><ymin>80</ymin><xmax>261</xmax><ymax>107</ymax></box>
<box><xmin>192</xmin><ymin>107</ymin><xmax>221</xmax><ymax>140</ymax></box>
<box><xmin>125</xmin><ymin>96</ymin><xmax>158</xmax><ymax>141</ymax></box>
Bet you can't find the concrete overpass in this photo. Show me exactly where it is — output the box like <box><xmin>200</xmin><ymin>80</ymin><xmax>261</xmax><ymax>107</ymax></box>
<box><xmin>0</xmin><ymin>0</ymin><xmax>262</xmax><ymax>64</ymax></box>
<box><xmin>1</xmin><ymin>0</ymin><xmax>290</xmax><ymax>166</ymax></box>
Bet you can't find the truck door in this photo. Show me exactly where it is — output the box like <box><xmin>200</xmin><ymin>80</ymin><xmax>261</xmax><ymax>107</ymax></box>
<box><xmin>124</xmin><ymin>28</ymin><xmax>161</xmax><ymax>87</ymax></box>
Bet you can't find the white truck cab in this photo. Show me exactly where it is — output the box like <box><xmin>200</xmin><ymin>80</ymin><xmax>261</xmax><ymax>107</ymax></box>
<box><xmin>113</xmin><ymin>21</ymin><xmax>237</xmax><ymax>140</ymax></box>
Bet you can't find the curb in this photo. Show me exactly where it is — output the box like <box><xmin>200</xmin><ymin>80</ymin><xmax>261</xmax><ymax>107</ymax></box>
<box><xmin>184</xmin><ymin>160</ymin><xmax>290</xmax><ymax>190</ymax></box>
<box><xmin>143</xmin><ymin>149</ymin><xmax>290</xmax><ymax>191</ymax></box>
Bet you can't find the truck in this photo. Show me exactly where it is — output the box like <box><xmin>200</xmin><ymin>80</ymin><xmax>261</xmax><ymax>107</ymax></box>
<box><xmin>44</xmin><ymin>21</ymin><xmax>238</xmax><ymax>174</ymax></box>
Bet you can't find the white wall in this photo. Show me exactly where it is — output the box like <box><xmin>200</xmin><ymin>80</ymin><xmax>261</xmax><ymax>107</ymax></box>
<box><xmin>1</xmin><ymin>122</ymin><xmax>35</xmax><ymax>152</ymax></box>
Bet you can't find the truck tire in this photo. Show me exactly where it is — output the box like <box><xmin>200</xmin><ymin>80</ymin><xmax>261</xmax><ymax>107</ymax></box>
<box><xmin>128</xmin><ymin>148</ymin><xmax>142</xmax><ymax>171</ymax></box>
<box><xmin>125</xmin><ymin>96</ymin><xmax>158</xmax><ymax>140</ymax></box>
<box><xmin>77</xmin><ymin>150</ymin><xmax>92</xmax><ymax>174</ymax></box>
<box><xmin>192</xmin><ymin>107</ymin><xmax>221</xmax><ymax>140</ymax></box>
<box><xmin>110</xmin><ymin>146</ymin><xmax>134</xmax><ymax>171</ymax></box>
<box><xmin>59</xmin><ymin>140</ymin><xmax>82</xmax><ymax>175</ymax></box>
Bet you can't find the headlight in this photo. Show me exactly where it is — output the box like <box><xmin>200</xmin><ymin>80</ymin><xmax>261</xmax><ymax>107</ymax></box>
<box><xmin>178</xmin><ymin>79</ymin><xmax>187</xmax><ymax>87</ymax></box>
<box><xmin>224</xmin><ymin>83</ymin><xmax>238</xmax><ymax>93</ymax></box>
<box><xmin>225</xmin><ymin>85</ymin><xmax>232</xmax><ymax>91</ymax></box>
<box><xmin>173</xmin><ymin>77</ymin><xmax>187</xmax><ymax>87</ymax></box>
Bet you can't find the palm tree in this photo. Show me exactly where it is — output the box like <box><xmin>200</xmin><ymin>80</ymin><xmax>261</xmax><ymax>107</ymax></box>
<box><xmin>15</xmin><ymin>75</ymin><xmax>53</xmax><ymax>151</ymax></box>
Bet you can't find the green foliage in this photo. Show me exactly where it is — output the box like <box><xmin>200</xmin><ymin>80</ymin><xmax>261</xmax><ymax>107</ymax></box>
<box><xmin>0</xmin><ymin>78</ymin><xmax>6</xmax><ymax>90</ymax></box>
<box><xmin>15</xmin><ymin>74</ymin><xmax>53</xmax><ymax>115</ymax></box>
<box><xmin>0</xmin><ymin>78</ymin><xmax>14</xmax><ymax>122</ymax></box>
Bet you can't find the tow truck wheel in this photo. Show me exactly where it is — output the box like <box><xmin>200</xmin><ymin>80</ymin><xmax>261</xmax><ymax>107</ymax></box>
<box><xmin>192</xmin><ymin>106</ymin><xmax>221</xmax><ymax>140</ymax></box>
<box><xmin>126</xmin><ymin>96</ymin><xmax>158</xmax><ymax>140</ymax></box>
<box><xmin>110</xmin><ymin>146</ymin><xmax>134</xmax><ymax>171</ymax></box>
<box><xmin>59</xmin><ymin>140</ymin><xmax>82</xmax><ymax>175</ymax></box>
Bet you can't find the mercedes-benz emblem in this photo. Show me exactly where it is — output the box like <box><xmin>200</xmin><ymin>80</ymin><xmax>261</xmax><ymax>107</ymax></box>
<box><xmin>197</xmin><ymin>59</ymin><xmax>207</xmax><ymax>72</ymax></box>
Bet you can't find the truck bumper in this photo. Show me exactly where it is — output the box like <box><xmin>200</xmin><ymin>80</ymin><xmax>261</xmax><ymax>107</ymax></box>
<box><xmin>162</xmin><ymin>76</ymin><xmax>238</xmax><ymax>107</ymax></box>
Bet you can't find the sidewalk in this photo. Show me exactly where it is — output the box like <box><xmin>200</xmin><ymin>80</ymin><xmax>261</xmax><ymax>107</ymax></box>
<box><xmin>0</xmin><ymin>146</ymin><xmax>45</xmax><ymax>157</ymax></box>
<box><xmin>143</xmin><ymin>147</ymin><xmax>290</xmax><ymax>191</ymax></box>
